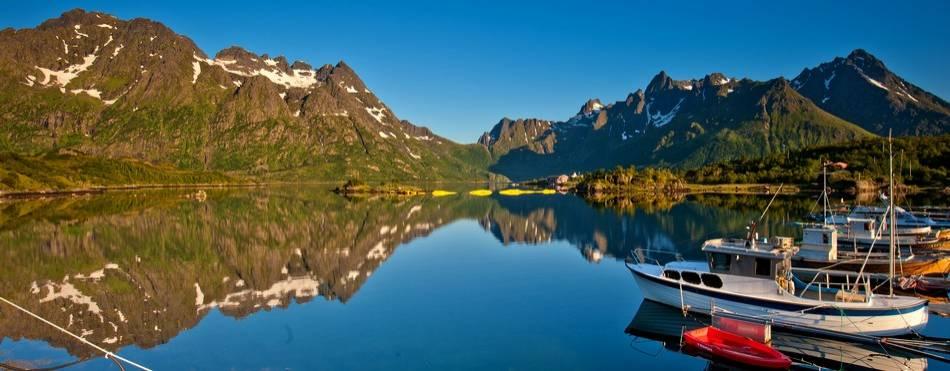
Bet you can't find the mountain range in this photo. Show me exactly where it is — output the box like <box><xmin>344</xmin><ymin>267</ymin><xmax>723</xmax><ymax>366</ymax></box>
<box><xmin>1</xmin><ymin>9</ymin><xmax>947</xmax><ymax>185</ymax></box>
<box><xmin>480</xmin><ymin>50</ymin><xmax>950</xmax><ymax>180</ymax></box>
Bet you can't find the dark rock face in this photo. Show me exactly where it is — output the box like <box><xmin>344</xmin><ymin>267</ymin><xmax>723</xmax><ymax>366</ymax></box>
<box><xmin>0</xmin><ymin>9</ymin><xmax>491</xmax><ymax>181</ymax></box>
<box><xmin>792</xmin><ymin>49</ymin><xmax>950</xmax><ymax>135</ymax></box>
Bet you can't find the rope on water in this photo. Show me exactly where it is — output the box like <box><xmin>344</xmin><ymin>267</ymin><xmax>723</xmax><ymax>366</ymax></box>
<box><xmin>0</xmin><ymin>295</ymin><xmax>152</xmax><ymax>371</ymax></box>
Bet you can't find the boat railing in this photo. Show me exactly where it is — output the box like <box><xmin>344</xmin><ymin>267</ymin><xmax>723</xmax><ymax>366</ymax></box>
<box><xmin>795</xmin><ymin>269</ymin><xmax>872</xmax><ymax>303</ymax></box>
<box><xmin>629</xmin><ymin>248</ymin><xmax>684</xmax><ymax>266</ymax></box>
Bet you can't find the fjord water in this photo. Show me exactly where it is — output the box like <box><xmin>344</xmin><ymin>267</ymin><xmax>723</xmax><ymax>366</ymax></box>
<box><xmin>1</xmin><ymin>188</ymin><xmax>947</xmax><ymax>370</ymax></box>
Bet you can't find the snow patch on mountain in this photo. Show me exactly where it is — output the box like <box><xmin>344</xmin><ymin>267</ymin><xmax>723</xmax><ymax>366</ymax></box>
<box><xmin>866</xmin><ymin>77</ymin><xmax>888</xmax><ymax>91</ymax></box>
<box><xmin>824</xmin><ymin>71</ymin><xmax>835</xmax><ymax>90</ymax></box>
<box><xmin>365</xmin><ymin>107</ymin><xmax>387</xmax><ymax>124</ymax></box>
<box><xmin>897</xmin><ymin>89</ymin><xmax>919</xmax><ymax>103</ymax></box>
<box><xmin>406</xmin><ymin>147</ymin><xmax>421</xmax><ymax>160</ymax></box>
<box><xmin>196</xmin><ymin>55</ymin><xmax>319</xmax><ymax>89</ymax></box>
<box><xmin>70</xmin><ymin>88</ymin><xmax>102</xmax><ymax>99</ymax></box>
<box><xmin>646</xmin><ymin>98</ymin><xmax>684</xmax><ymax>127</ymax></box>
<box><xmin>191</xmin><ymin>61</ymin><xmax>201</xmax><ymax>84</ymax></box>
<box><xmin>34</xmin><ymin>53</ymin><xmax>97</xmax><ymax>87</ymax></box>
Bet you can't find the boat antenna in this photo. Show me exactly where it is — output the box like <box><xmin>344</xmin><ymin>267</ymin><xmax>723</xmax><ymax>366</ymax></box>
<box><xmin>888</xmin><ymin>130</ymin><xmax>896</xmax><ymax>297</ymax></box>
<box><xmin>748</xmin><ymin>183</ymin><xmax>784</xmax><ymax>245</ymax></box>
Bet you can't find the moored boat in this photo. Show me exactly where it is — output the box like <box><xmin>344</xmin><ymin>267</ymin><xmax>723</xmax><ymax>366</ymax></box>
<box><xmin>832</xmin><ymin>217</ymin><xmax>950</xmax><ymax>251</ymax></box>
<box><xmin>792</xmin><ymin>225</ymin><xmax>950</xmax><ymax>276</ymax></box>
<box><xmin>627</xmin><ymin>237</ymin><xmax>929</xmax><ymax>336</ymax></box>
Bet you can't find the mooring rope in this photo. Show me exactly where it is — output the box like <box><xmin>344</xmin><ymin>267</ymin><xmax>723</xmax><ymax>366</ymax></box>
<box><xmin>0</xmin><ymin>296</ymin><xmax>152</xmax><ymax>371</ymax></box>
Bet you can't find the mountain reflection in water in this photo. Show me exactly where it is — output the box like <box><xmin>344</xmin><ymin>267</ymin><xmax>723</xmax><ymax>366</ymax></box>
<box><xmin>0</xmin><ymin>187</ymin><xmax>941</xmax><ymax>370</ymax></box>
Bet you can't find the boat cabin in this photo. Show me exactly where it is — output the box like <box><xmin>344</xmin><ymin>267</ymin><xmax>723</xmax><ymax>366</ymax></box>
<box><xmin>799</xmin><ymin>225</ymin><xmax>838</xmax><ymax>261</ymax></box>
<box><xmin>701</xmin><ymin>237</ymin><xmax>797</xmax><ymax>280</ymax></box>
<box><xmin>842</xmin><ymin>218</ymin><xmax>879</xmax><ymax>239</ymax></box>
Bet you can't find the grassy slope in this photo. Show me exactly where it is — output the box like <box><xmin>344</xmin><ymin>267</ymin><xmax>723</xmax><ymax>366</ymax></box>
<box><xmin>0</xmin><ymin>152</ymin><xmax>235</xmax><ymax>193</ymax></box>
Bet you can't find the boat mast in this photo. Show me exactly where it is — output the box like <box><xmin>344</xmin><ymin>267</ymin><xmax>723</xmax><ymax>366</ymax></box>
<box><xmin>822</xmin><ymin>157</ymin><xmax>828</xmax><ymax>221</ymax></box>
<box><xmin>888</xmin><ymin>131</ymin><xmax>895</xmax><ymax>297</ymax></box>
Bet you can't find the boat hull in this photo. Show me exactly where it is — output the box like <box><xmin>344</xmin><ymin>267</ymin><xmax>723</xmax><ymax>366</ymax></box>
<box><xmin>836</xmin><ymin>237</ymin><xmax>950</xmax><ymax>251</ymax></box>
<box><xmin>629</xmin><ymin>264</ymin><xmax>928</xmax><ymax>336</ymax></box>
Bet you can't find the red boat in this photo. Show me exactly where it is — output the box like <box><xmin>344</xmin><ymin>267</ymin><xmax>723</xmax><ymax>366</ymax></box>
<box><xmin>683</xmin><ymin>326</ymin><xmax>791</xmax><ymax>369</ymax></box>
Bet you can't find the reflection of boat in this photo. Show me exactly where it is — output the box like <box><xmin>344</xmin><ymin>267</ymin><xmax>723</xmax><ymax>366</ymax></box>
<box><xmin>497</xmin><ymin>189</ymin><xmax>556</xmax><ymax>196</ymax></box>
<box><xmin>468</xmin><ymin>189</ymin><xmax>493</xmax><ymax>196</ymax></box>
<box><xmin>625</xmin><ymin>300</ymin><xmax>929</xmax><ymax>371</ymax></box>
<box><xmin>682</xmin><ymin>326</ymin><xmax>791</xmax><ymax>369</ymax></box>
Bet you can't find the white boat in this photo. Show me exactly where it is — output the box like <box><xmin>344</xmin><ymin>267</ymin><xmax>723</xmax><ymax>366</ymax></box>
<box><xmin>628</xmin><ymin>138</ymin><xmax>931</xmax><ymax>336</ymax></box>
<box><xmin>792</xmin><ymin>224</ymin><xmax>950</xmax><ymax>275</ymax></box>
<box><xmin>626</xmin><ymin>237</ymin><xmax>929</xmax><ymax>336</ymax></box>
<box><xmin>837</xmin><ymin>205</ymin><xmax>942</xmax><ymax>231</ymax></box>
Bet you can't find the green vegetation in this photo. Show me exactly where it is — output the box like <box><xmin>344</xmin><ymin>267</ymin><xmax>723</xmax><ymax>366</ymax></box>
<box><xmin>682</xmin><ymin>135</ymin><xmax>950</xmax><ymax>189</ymax></box>
<box><xmin>576</xmin><ymin>166</ymin><xmax>686</xmax><ymax>195</ymax></box>
<box><xmin>0</xmin><ymin>151</ymin><xmax>236</xmax><ymax>193</ymax></box>
<box><xmin>332</xmin><ymin>179</ymin><xmax>426</xmax><ymax>196</ymax></box>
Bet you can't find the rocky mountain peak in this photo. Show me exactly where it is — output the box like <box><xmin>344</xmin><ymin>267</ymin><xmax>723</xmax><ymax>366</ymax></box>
<box><xmin>790</xmin><ymin>48</ymin><xmax>949</xmax><ymax>135</ymax></box>
<box><xmin>578</xmin><ymin>98</ymin><xmax>604</xmax><ymax>115</ymax></box>
<box><xmin>290</xmin><ymin>60</ymin><xmax>312</xmax><ymax>70</ymax></box>
<box><xmin>844</xmin><ymin>48</ymin><xmax>888</xmax><ymax>79</ymax></box>
<box><xmin>625</xmin><ymin>90</ymin><xmax>645</xmax><ymax>106</ymax></box>
<box><xmin>703</xmin><ymin>72</ymin><xmax>731</xmax><ymax>86</ymax></box>
<box><xmin>645</xmin><ymin>70</ymin><xmax>675</xmax><ymax>95</ymax></box>
<box><xmin>215</xmin><ymin>46</ymin><xmax>257</xmax><ymax>62</ymax></box>
<box><xmin>38</xmin><ymin>9</ymin><xmax>103</xmax><ymax>30</ymax></box>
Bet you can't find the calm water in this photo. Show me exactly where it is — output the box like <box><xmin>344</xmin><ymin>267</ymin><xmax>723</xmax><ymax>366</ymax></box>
<box><xmin>0</xmin><ymin>187</ymin><xmax>946</xmax><ymax>370</ymax></box>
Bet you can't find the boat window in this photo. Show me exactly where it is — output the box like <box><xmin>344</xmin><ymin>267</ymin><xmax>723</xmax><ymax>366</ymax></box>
<box><xmin>682</xmin><ymin>271</ymin><xmax>702</xmax><ymax>285</ymax></box>
<box><xmin>822</xmin><ymin>233</ymin><xmax>829</xmax><ymax>244</ymax></box>
<box><xmin>700</xmin><ymin>273</ymin><xmax>723</xmax><ymax>288</ymax></box>
<box><xmin>663</xmin><ymin>270</ymin><xmax>681</xmax><ymax>280</ymax></box>
<box><xmin>754</xmin><ymin>258</ymin><xmax>771</xmax><ymax>277</ymax></box>
<box><xmin>710</xmin><ymin>253</ymin><xmax>731</xmax><ymax>271</ymax></box>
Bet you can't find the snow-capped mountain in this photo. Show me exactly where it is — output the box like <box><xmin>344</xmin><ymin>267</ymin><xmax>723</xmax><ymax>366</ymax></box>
<box><xmin>792</xmin><ymin>49</ymin><xmax>950</xmax><ymax>135</ymax></box>
<box><xmin>0</xmin><ymin>9</ymin><xmax>490</xmax><ymax>181</ymax></box>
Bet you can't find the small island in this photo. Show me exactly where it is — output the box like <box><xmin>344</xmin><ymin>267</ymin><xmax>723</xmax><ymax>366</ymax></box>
<box><xmin>332</xmin><ymin>179</ymin><xmax>427</xmax><ymax>196</ymax></box>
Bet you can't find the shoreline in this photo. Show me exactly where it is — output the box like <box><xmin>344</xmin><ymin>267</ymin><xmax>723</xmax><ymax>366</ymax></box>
<box><xmin>0</xmin><ymin>182</ymin><xmax>263</xmax><ymax>200</ymax></box>
<box><xmin>0</xmin><ymin>179</ymin><xmax>501</xmax><ymax>201</ymax></box>
<box><xmin>3</xmin><ymin>181</ymin><xmax>944</xmax><ymax>201</ymax></box>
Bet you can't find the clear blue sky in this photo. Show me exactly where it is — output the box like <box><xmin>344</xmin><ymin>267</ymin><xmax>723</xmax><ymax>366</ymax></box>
<box><xmin>4</xmin><ymin>1</ymin><xmax>948</xmax><ymax>143</ymax></box>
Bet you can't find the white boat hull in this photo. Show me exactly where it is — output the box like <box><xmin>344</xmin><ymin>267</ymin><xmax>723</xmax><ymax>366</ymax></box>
<box><xmin>630</xmin><ymin>264</ymin><xmax>928</xmax><ymax>336</ymax></box>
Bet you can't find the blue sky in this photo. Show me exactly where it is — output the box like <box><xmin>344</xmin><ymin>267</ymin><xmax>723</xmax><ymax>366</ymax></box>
<box><xmin>3</xmin><ymin>1</ymin><xmax>948</xmax><ymax>143</ymax></box>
